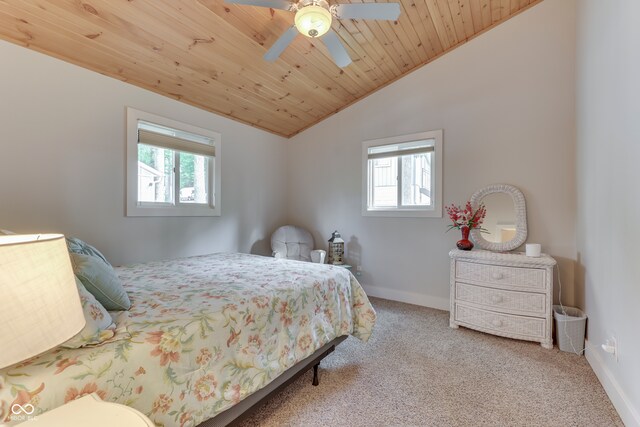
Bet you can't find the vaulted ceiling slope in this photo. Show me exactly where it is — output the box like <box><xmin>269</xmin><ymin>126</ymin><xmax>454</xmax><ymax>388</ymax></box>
<box><xmin>0</xmin><ymin>0</ymin><xmax>541</xmax><ymax>137</ymax></box>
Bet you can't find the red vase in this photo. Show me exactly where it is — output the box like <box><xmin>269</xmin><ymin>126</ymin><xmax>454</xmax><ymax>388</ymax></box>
<box><xmin>456</xmin><ymin>226</ymin><xmax>474</xmax><ymax>251</ymax></box>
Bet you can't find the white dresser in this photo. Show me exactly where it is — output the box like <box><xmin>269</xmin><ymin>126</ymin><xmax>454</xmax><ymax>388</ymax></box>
<box><xmin>449</xmin><ymin>249</ymin><xmax>556</xmax><ymax>349</ymax></box>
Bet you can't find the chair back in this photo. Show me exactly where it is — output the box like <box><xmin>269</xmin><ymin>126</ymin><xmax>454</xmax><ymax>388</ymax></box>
<box><xmin>271</xmin><ymin>225</ymin><xmax>315</xmax><ymax>262</ymax></box>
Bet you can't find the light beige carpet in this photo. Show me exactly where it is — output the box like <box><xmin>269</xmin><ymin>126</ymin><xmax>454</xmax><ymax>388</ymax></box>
<box><xmin>241</xmin><ymin>297</ymin><xmax>622</xmax><ymax>427</ymax></box>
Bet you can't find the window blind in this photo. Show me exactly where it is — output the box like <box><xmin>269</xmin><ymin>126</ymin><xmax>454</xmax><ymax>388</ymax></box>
<box><xmin>367</xmin><ymin>140</ymin><xmax>434</xmax><ymax>160</ymax></box>
<box><xmin>138</xmin><ymin>122</ymin><xmax>215</xmax><ymax>157</ymax></box>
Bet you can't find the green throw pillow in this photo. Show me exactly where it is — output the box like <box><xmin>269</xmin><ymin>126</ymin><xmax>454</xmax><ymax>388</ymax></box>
<box><xmin>66</xmin><ymin>237</ymin><xmax>111</xmax><ymax>266</ymax></box>
<box><xmin>70</xmin><ymin>253</ymin><xmax>131</xmax><ymax>310</ymax></box>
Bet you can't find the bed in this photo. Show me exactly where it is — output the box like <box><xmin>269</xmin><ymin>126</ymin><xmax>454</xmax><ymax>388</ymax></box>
<box><xmin>0</xmin><ymin>252</ymin><xmax>376</xmax><ymax>426</ymax></box>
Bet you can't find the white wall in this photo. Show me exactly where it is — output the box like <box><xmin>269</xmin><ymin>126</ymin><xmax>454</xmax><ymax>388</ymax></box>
<box><xmin>287</xmin><ymin>0</ymin><xmax>577</xmax><ymax>309</ymax></box>
<box><xmin>0</xmin><ymin>40</ymin><xmax>288</xmax><ymax>266</ymax></box>
<box><xmin>576</xmin><ymin>1</ymin><xmax>640</xmax><ymax>425</ymax></box>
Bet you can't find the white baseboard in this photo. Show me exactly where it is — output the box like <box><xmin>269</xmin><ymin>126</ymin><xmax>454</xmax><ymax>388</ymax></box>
<box><xmin>585</xmin><ymin>339</ymin><xmax>640</xmax><ymax>427</ymax></box>
<box><xmin>360</xmin><ymin>283</ymin><xmax>450</xmax><ymax>311</ymax></box>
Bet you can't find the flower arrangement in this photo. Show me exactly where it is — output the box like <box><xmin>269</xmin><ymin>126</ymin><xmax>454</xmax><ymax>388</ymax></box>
<box><xmin>445</xmin><ymin>201</ymin><xmax>487</xmax><ymax>232</ymax></box>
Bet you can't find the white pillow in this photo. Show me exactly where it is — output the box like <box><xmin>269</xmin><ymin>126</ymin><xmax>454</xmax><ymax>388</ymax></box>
<box><xmin>62</xmin><ymin>278</ymin><xmax>116</xmax><ymax>348</ymax></box>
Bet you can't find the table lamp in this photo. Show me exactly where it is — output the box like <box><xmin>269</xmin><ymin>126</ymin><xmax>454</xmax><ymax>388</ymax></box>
<box><xmin>0</xmin><ymin>234</ymin><xmax>85</xmax><ymax>369</ymax></box>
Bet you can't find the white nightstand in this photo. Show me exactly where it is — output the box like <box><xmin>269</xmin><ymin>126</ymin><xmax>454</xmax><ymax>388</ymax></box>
<box><xmin>18</xmin><ymin>393</ymin><xmax>154</xmax><ymax>426</ymax></box>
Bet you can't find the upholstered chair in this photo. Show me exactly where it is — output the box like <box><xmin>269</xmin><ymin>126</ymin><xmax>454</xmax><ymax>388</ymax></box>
<box><xmin>271</xmin><ymin>225</ymin><xmax>325</xmax><ymax>263</ymax></box>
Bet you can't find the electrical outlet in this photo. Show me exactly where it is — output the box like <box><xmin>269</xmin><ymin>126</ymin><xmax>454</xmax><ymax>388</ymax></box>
<box><xmin>355</xmin><ymin>265</ymin><xmax>362</xmax><ymax>276</ymax></box>
<box><xmin>602</xmin><ymin>337</ymin><xmax>618</xmax><ymax>362</ymax></box>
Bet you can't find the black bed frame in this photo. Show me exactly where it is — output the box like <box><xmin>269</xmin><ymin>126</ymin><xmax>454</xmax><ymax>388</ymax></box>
<box><xmin>197</xmin><ymin>335</ymin><xmax>348</xmax><ymax>427</ymax></box>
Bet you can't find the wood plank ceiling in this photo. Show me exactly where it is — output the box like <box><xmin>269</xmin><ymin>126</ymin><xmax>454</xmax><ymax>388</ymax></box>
<box><xmin>0</xmin><ymin>0</ymin><xmax>541</xmax><ymax>137</ymax></box>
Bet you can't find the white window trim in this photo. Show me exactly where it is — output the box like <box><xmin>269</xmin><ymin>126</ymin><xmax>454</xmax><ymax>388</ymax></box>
<box><xmin>126</xmin><ymin>107</ymin><xmax>222</xmax><ymax>217</ymax></box>
<box><xmin>361</xmin><ymin>130</ymin><xmax>443</xmax><ymax>218</ymax></box>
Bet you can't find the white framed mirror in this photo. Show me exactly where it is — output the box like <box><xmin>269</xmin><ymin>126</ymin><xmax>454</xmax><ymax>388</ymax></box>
<box><xmin>470</xmin><ymin>184</ymin><xmax>527</xmax><ymax>252</ymax></box>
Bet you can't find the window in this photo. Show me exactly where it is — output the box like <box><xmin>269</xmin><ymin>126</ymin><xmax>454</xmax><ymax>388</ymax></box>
<box><xmin>126</xmin><ymin>108</ymin><xmax>221</xmax><ymax>216</ymax></box>
<box><xmin>362</xmin><ymin>130</ymin><xmax>442</xmax><ymax>217</ymax></box>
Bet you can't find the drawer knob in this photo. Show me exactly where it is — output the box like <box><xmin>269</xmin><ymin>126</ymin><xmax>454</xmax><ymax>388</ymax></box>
<box><xmin>491</xmin><ymin>295</ymin><xmax>504</xmax><ymax>303</ymax></box>
<box><xmin>492</xmin><ymin>272</ymin><xmax>504</xmax><ymax>280</ymax></box>
<box><xmin>491</xmin><ymin>319</ymin><xmax>503</xmax><ymax>327</ymax></box>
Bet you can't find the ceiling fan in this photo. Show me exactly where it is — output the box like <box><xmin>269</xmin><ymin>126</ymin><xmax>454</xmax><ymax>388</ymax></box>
<box><xmin>225</xmin><ymin>0</ymin><xmax>401</xmax><ymax>68</ymax></box>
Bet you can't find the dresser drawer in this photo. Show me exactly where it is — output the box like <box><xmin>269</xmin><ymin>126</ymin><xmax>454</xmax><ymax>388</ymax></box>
<box><xmin>455</xmin><ymin>282</ymin><xmax>547</xmax><ymax>316</ymax></box>
<box><xmin>454</xmin><ymin>304</ymin><xmax>547</xmax><ymax>340</ymax></box>
<box><xmin>455</xmin><ymin>261</ymin><xmax>546</xmax><ymax>290</ymax></box>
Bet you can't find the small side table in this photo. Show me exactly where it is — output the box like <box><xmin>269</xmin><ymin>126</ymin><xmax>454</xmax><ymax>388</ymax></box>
<box><xmin>18</xmin><ymin>393</ymin><xmax>154</xmax><ymax>426</ymax></box>
<box><xmin>333</xmin><ymin>264</ymin><xmax>352</xmax><ymax>271</ymax></box>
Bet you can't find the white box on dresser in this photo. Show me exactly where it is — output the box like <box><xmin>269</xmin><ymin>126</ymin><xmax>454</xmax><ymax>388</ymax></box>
<box><xmin>449</xmin><ymin>249</ymin><xmax>557</xmax><ymax>349</ymax></box>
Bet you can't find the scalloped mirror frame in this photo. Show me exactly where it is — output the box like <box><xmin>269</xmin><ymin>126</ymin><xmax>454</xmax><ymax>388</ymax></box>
<box><xmin>470</xmin><ymin>184</ymin><xmax>527</xmax><ymax>252</ymax></box>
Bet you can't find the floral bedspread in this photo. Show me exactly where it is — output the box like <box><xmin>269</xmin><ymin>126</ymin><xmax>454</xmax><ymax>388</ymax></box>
<box><xmin>0</xmin><ymin>253</ymin><xmax>376</xmax><ymax>426</ymax></box>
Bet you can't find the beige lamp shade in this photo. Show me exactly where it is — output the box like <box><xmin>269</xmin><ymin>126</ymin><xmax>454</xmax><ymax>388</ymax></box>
<box><xmin>0</xmin><ymin>234</ymin><xmax>85</xmax><ymax>369</ymax></box>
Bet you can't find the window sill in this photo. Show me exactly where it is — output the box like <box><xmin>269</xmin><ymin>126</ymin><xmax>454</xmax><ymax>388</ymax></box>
<box><xmin>126</xmin><ymin>204</ymin><xmax>220</xmax><ymax>217</ymax></box>
<box><xmin>362</xmin><ymin>208</ymin><xmax>442</xmax><ymax>218</ymax></box>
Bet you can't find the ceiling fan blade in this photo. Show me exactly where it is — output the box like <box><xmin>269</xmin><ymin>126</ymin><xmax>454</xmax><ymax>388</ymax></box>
<box><xmin>225</xmin><ymin>0</ymin><xmax>294</xmax><ymax>11</ymax></box>
<box><xmin>264</xmin><ymin>26</ymin><xmax>298</xmax><ymax>62</ymax></box>
<box><xmin>321</xmin><ymin>29</ymin><xmax>352</xmax><ymax>68</ymax></box>
<box><xmin>332</xmin><ymin>3</ymin><xmax>401</xmax><ymax>20</ymax></box>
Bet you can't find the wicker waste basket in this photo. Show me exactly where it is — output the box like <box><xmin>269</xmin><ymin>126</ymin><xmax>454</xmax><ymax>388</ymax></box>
<box><xmin>553</xmin><ymin>305</ymin><xmax>587</xmax><ymax>355</ymax></box>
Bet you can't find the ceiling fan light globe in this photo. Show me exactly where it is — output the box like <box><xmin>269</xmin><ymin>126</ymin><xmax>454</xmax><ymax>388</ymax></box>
<box><xmin>294</xmin><ymin>5</ymin><xmax>332</xmax><ymax>38</ymax></box>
